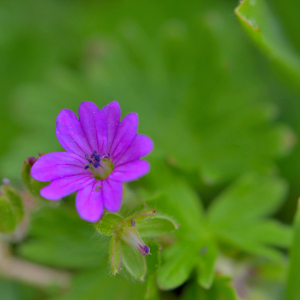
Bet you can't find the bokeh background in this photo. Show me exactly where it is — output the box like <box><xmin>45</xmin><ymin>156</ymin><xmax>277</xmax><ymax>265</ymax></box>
<box><xmin>1</xmin><ymin>0</ymin><xmax>300</xmax><ymax>299</ymax></box>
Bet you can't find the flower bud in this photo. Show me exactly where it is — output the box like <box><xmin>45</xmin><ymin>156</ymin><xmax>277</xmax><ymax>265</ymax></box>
<box><xmin>121</xmin><ymin>226</ymin><xmax>150</xmax><ymax>256</ymax></box>
<box><xmin>94</xmin><ymin>208</ymin><xmax>177</xmax><ymax>280</ymax></box>
<box><xmin>21</xmin><ymin>155</ymin><xmax>48</xmax><ymax>200</ymax></box>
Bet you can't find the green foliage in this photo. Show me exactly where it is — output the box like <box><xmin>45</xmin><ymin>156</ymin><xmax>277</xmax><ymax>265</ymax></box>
<box><xmin>17</xmin><ymin>207</ymin><xmax>108</xmax><ymax>269</ymax></box>
<box><xmin>285</xmin><ymin>202</ymin><xmax>300</xmax><ymax>300</ymax></box>
<box><xmin>0</xmin><ymin>185</ymin><xmax>24</xmax><ymax>233</ymax></box>
<box><xmin>182</xmin><ymin>277</ymin><xmax>238</xmax><ymax>300</ymax></box>
<box><xmin>54</xmin><ymin>269</ymin><xmax>147</xmax><ymax>300</ymax></box>
<box><xmin>143</xmin><ymin>159</ymin><xmax>291</xmax><ymax>292</ymax></box>
<box><xmin>95</xmin><ymin>213</ymin><xmax>124</xmax><ymax>236</ymax></box>
<box><xmin>0</xmin><ymin>0</ymin><xmax>300</xmax><ymax>299</ymax></box>
<box><xmin>208</xmin><ymin>174</ymin><xmax>291</xmax><ymax>261</ymax></box>
<box><xmin>0</xmin><ymin>195</ymin><xmax>17</xmax><ymax>233</ymax></box>
<box><xmin>0</xmin><ymin>0</ymin><xmax>293</xmax><ymax>187</ymax></box>
<box><xmin>146</xmin><ymin>242</ymin><xmax>161</xmax><ymax>277</ymax></box>
<box><xmin>196</xmin><ymin>241</ymin><xmax>218</xmax><ymax>289</ymax></box>
<box><xmin>1</xmin><ymin>185</ymin><xmax>24</xmax><ymax>223</ymax></box>
<box><xmin>0</xmin><ymin>278</ymin><xmax>46</xmax><ymax>300</ymax></box>
<box><xmin>157</xmin><ymin>241</ymin><xmax>198</xmax><ymax>290</ymax></box>
<box><xmin>235</xmin><ymin>0</ymin><xmax>300</xmax><ymax>89</ymax></box>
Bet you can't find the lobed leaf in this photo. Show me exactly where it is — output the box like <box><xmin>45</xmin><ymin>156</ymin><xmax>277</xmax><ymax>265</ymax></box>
<box><xmin>235</xmin><ymin>0</ymin><xmax>300</xmax><ymax>88</ymax></box>
<box><xmin>182</xmin><ymin>277</ymin><xmax>238</xmax><ymax>300</ymax></box>
<box><xmin>196</xmin><ymin>241</ymin><xmax>218</xmax><ymax>289</ymax></box>
<box><xmin>157</xmin><ymin>242</ymin><xmax>197</xmax><ymax>290</ymax></box>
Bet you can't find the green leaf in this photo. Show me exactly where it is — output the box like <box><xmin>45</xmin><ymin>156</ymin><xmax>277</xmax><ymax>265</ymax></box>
<box><xmin>137</xmin><ymin>216</ymin><xmax>178</xmax><ymax>238</ymax></box>
<box><xmin>121</xmin><ymin>241</ymin><xmax>147</xmax><ymax>280</ymax></box>
<box><xmin>157</xmin><ymin>242</ymin><xmax>196</xmax><ymax>290</ymax></box>
<box><xmin>182</xmin><ymin>277</ymin><xmax>238</xmax><ymax>300</ymax></box>
<box><xmin>0</xmin><ymin>195</ymin><xmax>16</xmax><ymax>233</ymax></box>
<box><xmin>208</xmin><ymin>174</ymin><xmax>290</xmax><ymax>260</ymax></box>
<box><xmin>17</xmin><ymin>207</ymin><xmax>108</xmax><ymax>269</ymax></box>
<box><xmin>95</xmin><ymin>213</ymin><xmax>124</xmax><ymax>236</ymax></box>
<box><xmin>144</xmin><ymin>274</ymin><xmax>159</xmax><ymax>300</ymax></box>
<box><xmin>109</xmin><ymin>235</ymin><xmax>122</xmax><ymax>276</ymax></box>
<box><xmin>144</xmin><ymin>159</ymin><xmax>207</xmax><ymax>240</ymax></box>
<box><xmin>208</xmin><ymin>174</ymin><xmax>287</xmax><ymax>223</ymax></box>
<box><xmin>2</xmin><ymin>2</ymin><xmax>292</xmax><ymax>186</ymax></box>
<box><xmin>285</xmin><ymin>201</ymin><xmax>300</xmax><ymax>300</ymax></box>
<box><xmin>0</xmin><ymin>278</ymin><xmax>45</xmax><ymax>300</ymax></box>
<box><xmin>146</xmin><ymin>241</ymin><xmax>161</xmax><ymax>276</ymax></box>
<box><xmin>2</xmin><ymin>185</ymin><xmax>24</xmax><ymax>223</ymax></box>
<box><xmin>235</xmin><ymin>0</ymin><xmax>300</xmax><ymax>85</ymax></box>
<box><xmin>55</xmin><ymin>269</ymin><xmax>147</xmax><ymax>300</ymax></box>
<box><xmin>196</xmin><ymin>241</ymin><xmax>218</xmax><ymax>289</ymax></box>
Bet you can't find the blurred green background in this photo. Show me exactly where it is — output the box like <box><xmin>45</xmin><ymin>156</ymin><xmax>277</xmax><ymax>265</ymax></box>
<box><xmin>1</xmin><ymin>0</ymin><xmax>300</xmax><ymax>299</ymax></box>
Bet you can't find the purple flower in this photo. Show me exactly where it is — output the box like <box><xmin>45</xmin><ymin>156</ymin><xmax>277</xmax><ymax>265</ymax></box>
<box><xmin>31</xmin><ymin>101</ymin><xmax>153</xmax><ymax>222</ymax></box>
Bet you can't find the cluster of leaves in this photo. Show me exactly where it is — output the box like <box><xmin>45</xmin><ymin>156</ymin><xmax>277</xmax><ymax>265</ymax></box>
<box><xmin>0</xmin><ymin>0</ymin><xmax>300</xmax><ymax>299</ymax></box>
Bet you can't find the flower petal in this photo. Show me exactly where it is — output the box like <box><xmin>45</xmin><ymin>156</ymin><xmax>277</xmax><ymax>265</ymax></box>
<box><xmin>56</xmin><ymin>109</ymin><xmax>92</xmax><ymax>156</ymax></box>
<box><xmin>110</xmin><ymin>160</ymin><xmax>150</xmax><ymax>182</ymax></box>
<box><xmin>76</xmin><ymin>182</ymin><xmax>103</xmax><ymax>222</ymax></box>
<box><xmin>110</xmin><ymin>112</ymin><xmax>138</xmax><ymax>162</ymax></box>
<box><xmin>40</xmin><ymin>175</ymin><xmax>94</xmax><ymax>200</ymax></box>
<box><xmin>79</xmin><ymin>101</ymin><xmax>108</xmax><ymax>154</ymax></box>
<box><xmin>101</xmin><ymin>101</ymin><xmax>121</xmax><ymax>150</ymax></box>
<box><xmin>31</xmin><ymin>152</ymin><xmax>87</xmax><ymax>182</ymax></box>
<box><xmin>101</xmin><ymin>179</ymin><xmax>123</xmax><ymax>212</ymax></box>
<box><xmin>115</xmin><ymin>134</ymin><xmax>153</xmax><ymax>166</ymax></box>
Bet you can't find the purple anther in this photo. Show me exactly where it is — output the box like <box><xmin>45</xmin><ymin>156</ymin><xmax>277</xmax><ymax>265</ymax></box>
<box><xmin>144</xmin><ymin>245</ymin><xmax>150</xmax><ymax>255</ymax></box>
<box><xmin>131</xmin><ymin>219</ymin><xmax>135</xmax><ymax>227</ymax></box>
<box><xmin>93</xmin><ymin>161</ymin><xmax>100</xmax><ymax>168</ymax></box>
<box><xmin>84</xmin><ymin>165</ymin><xmax>89</xmax><ymax>169</ymax></box>
<box><xmin>94</xmin><ymin>154</ymin><xmax>101</xmax><ymax>162</ymax></box>
<box><xmin>85</xmin><ymin>154</ymin><xmax>92</xmax><ymax>164</ymax></box>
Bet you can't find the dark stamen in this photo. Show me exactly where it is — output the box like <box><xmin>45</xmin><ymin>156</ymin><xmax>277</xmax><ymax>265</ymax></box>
<box><xmin>144</xmin><ymin>245</ymin><xmax>150</xmax><ymax>255</ymax></box>
<box><xmin>84</xmin><ymin>165</ymin><xmax>89</xmax><ymax>169</ymax></box>
<box><xmin>93</xmin><ymin>161</ymin><xmax>100</xmax><ymax>168</ymax></box>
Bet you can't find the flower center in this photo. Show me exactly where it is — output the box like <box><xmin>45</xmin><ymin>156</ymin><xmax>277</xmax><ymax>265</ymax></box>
<box><xmin>84</xmin><ymin>151</ymin><xmax>114</xmax><ymax>180</ymax></box>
